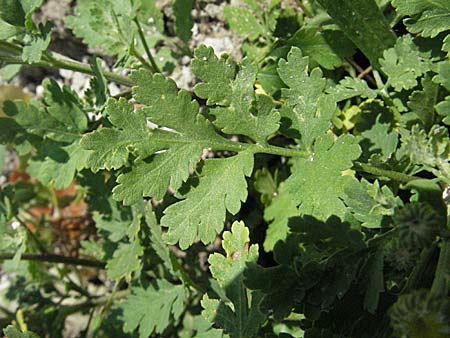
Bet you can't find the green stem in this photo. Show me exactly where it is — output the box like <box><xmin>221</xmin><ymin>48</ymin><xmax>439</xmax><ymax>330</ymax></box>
<box><xmin>15</xmin><ymin>215</ymin><xmax>47</xmax><ymax>254</ymax></box>
<box><xmin>430</xmin><ymin>239</ymin><xmax>450</xmax><ymax>297</ymax></box>
<box><xmin>0</xmin><ymin>252</ymin><xmax>105</xmax><ymax>268</ymax></box>
<box><xmin>0</xmin><ymin>41</ymin><xmax>134</xmax><ymax>87</ymax></box>
<box><xmin>402</xmin><ymin>244</ymin><xmax>436</xmax><ymax>293</ymax></box>
<box><xmin>57</xmin><ymin>289</ymin><xmax>129</xmax><ymax>318</ymax></box>
<box><xmin>133</xmin><ymin>17</ymin><xmax>160</xmax><ymax>73</ymax></box>
<box><xmin>354</xmin><ymin>162</ymin><xmax>419</xmax><ymax>184</ymax></box>
<box><xmin>367</xmin><ymin>228</ymin><xmax>398</xmax><ymax>248</ymax></box>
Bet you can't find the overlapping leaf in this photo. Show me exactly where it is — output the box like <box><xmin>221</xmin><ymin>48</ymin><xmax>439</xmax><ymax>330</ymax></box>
<box><xmin>286</xmin><ymin>134</ymin><xmax>361</xmax><ymax>219</ymax></box>
<box><xmin>66</xmin><ymin>0</ymin><xmax>163</xmax><ymax>61</ymax></box>
<box><xmin>192</xmin><ymin>45</ymin><xmax>280</xmax><ymax>144</ymax></box>
<box><xmin>201</xmin><ymin>221</ymin><xmax>265</xmax><ymax>338</ymax></box>
<box><xmin>162</xmin><ymin>151</ymin><xmax>254</xmax><ymax>249</ymax></box>
<box><xmin>278</xmin><ymin>47</ymin><xmax>336</xmax><ymax>150</ymax></box>
<box><xmin>121</xmin><ymin>279</ymin><xmax>188</xmax><ymax>338</ymax></box>
<box><xmin>380</xmin><ymin>35</ymin><xmax>431</xmax><ymax>91</ymax></box>
<box><xmin>392</xmin><ymin>0</ymin><xmax>450</xmax><ymax>38</ymax></box>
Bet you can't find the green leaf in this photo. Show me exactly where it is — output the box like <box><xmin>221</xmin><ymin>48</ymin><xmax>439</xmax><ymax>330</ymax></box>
<box><xmin>407</xmin><ymin>75</ymin><xmax>439</xmax><ymax>131</ymax></box>
<box><xmin>3</xmin><ymin>325</ymin><xmax>40</xmax><ymax>338</ymax></box>
<box><xmin>121</xmin><ymin>279</ymin><xmax>188</xmax><ymax>338</ymax></box>
<box><xmin>398</xmin><ymin>124</ymin><xmax>450</xmax><ymax>182</ymax></box>
<box><xmin>288</xmin><ymin>27</ymin><xmax>343</xmax><ymax>69</ymax></box>
<box><xmin>193</xmin><ymin>47</ymin><xmax>280</xmax><ymax>143</ymax></box>
<box><xmin>201</xmin><ymin>221</ymin><xmax>265</xmax><ymax>338</ymax></box>
<box><xmin>392</xmin><ymin>0</ymin><xmax>450</xmax><ymax>38</ymax></box>
<box><xmin>192</xmin><ymin>45</ymin><xmax>237</xmax><ymax>106</ymax></box>
<box><xmin>359</xmin><ymin>115</ymin><xmax>399</xmax><ymax>161</ymax></box>
<box><xmin>21</xmin><ymin>21</ymin><xmax>52</xmax><ymax>63</ymax></box>
<box><xmin>0</xmin><ymin>79</ymin><xmax>87</xmax><ymax>145</ymax></box>
<box><xmin>327</xmin><ymin>76</ymin><xmax>378</xmax><ymax>102</ymax></box>
<box><xmin>173</xmin><ymin>0</ymin><xmax>193</xmax><ymax>43</ymax></box>
<box><xmin>66</xmin><ymin>0</ymin><xmax>163</xmax><ymax>61</ymax></box>
<box><xmin>0</xmin><ymin>0</ymin><xmax>25</xmax><ymax>26</ymax></box>
<box><xmin>81</xmin><ymin>98</ymin><xmax>154</xmax><ymax>172</ymax></box>
<box><xmin>278</xmin><ymin>47</ymin><xmax>335</xmax><ymax>149</ymax></box>
<box><xmin>224</xmin><ymin>6</ymin><xmax>265</xmax><ymax>41</ymax></box>
<box><xmin>362</xmin><ymin>248</ymin><xmax>385</xmax><ymax>314</ymax></box>
<box><xmin>433</xmin><ymin>61</ymin><xmax>450</xmax><ymax>91</ymax></box>
<box><xmin>285</xmin><ymin>134</ymin><xmax>361</xmax><ymax>220</ymax></box>
<box><xmin>106</xmin><ymin>241</ymin><xmax>143</xmax><ymax>281</ymax></box>
<box><xmin>263</xmin><ymin>185</ymin><xmax>298</xmax><ymax>251</ymax></box>
<box><xmin>344</xmin><ymin>179</ymin><xmax>402</xmax><ymax>229</ymax></box>
<box><xmin>380</xmin><ymin>35</ymin><xmax>431</xmax><ymax>91</ymax></box>
<box><xmin>317</xmin><ymin>0</ymin><xmax>396</xmax><ymax>68</ymax></box>
<box><xmin>436</xmin><ymin>95</ymin><xmax>450</xmax><ymax>125</ymax></box>
<box><xmin>162</xmin><ymin>151</ymin><xmax>254</xmax><ymax>249</ymax></box>
<box><xmin>26</xmin><ymin>141</ymin><xmax>90</xmax><ymax>189</ymax></box>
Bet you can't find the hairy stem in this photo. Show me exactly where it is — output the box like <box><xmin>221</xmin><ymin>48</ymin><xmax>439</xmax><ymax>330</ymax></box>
<box><xmin>430</xmin><ymin>239</ymin><xmax>450</xmax><ymax>297</ymax></box>
<box><xmin>133</xmin><ymin>17</ymin><xmax>160</xmax><ymax>73</ymax></box>
<box><xmin>0</xmin><ymin>41</ymin><xmax>133</xmax><ymax>87</ymax></box>
<box><xmin>353</xmin><ymin>162</ymin><xmax>419</xmax><ymax>184</ymax></box>
<box><xmin>0</xmin><ymin>252</ymin><xmax>105</xmax><ymax>268</ymax></box>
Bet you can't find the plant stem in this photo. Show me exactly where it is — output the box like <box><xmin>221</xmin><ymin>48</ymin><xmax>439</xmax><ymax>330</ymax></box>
<box><xmin>15</xmin><ymin>215</ymin><xmax>48</xmax><ymax>254</ymax></box>
<box><xmin>43</xmin><ymin>51</ymin><xmax>134</xmax><ymax>86</ymax></box>
<box><xmin>430</xmin><ymin>239</ymin><xmax>450</xmax><ymax>297</ymax></box>
<box><xmin>0</xmin><ymin>252</ymin><xmax>105</xmax><ymax>268</ymax></box>
<box><xmin>403</xmin><ymin>244</ymin><xmax>436</xmax><ymax>293</ymax></box>
<box><xmin>353</xmin><ymin>162</ymin><xmax>419</xmax><ymax>184</ymax></box>
<box><xmin>133</xmin><ymin>17</ymin><xmax>160</xmax><ymax>73</ymax></box>
<box><xmin>57</xmin><ymin>289</ymin><xmax>130</xmax><ymax>318</ymax></box>
<box><xmin>0</xmin><ymin>41</ymin><xmax>134</xmax><ymax>87</ymax></box>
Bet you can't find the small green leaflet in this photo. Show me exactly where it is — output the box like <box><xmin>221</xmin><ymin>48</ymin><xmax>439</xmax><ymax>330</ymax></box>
<box><xmin>173</xmin><ymin>0</ymin><xmax>193</xmax><ymax>43</ymax></box>
<box><xmin>0</xmin><ymin>79</ymin><xmax>90</xmax><ymax>189</ymax></box>
<box><xmin>263</xmin><ymin>184</ymin><xmax>298</xmax><ymax>251</ymax></box>
<box><xmin>380</xmin><ymin>35</ymin><xmax>431</xmax><ymax>91</ymax></box>
<box><xmin>224</xmin><ymin>5</ymin><xmax>265</xmax><ymax>41</ymax></box>
<box><xmin>162</xmin><ymin>151</ymin><xmax>254</xmax><ymax>249</ymax></box>
<box><xmin>192</xmin><ymin>45</ymin><xmax>237</xmax><ymax>105</ymax></box>
<box><xmin>3</xmin><ymin>325</ymin><xmax>40</xmax><ymax>338</ymax></box>
<box><xmin>106</xmin><ymin>241</ymin><xmax>143</xmax><ymax>281</ymax></box>
<box><xmin>286</xmin><ymin>134</ymin><xmax>361</xmax><ymax>219</ymax></box>
<box><xmin>193</xmin><ymin>47</ymin><xmax>280</xmax><ymax>144</ymax></box>
<box><xmin>398</xmin><ymin>124</ymin><xmax>450</xmax><ymax>183</ymax></box>
<box><xmin>288</xmin><ymin>28</ymin><xmax>344</xmax><ymax>70</ymax></box>
<box><xmin>327</xmin><ymin>76</ymin><xmax>377</xmax><ymax>102</ymax></box>
<box><xmin>201</xmin><ymin>221</ymin><xmax>266</xmax><ymax>338</ymax></box>
<box><xmin>27</xmin><ymin>141</ymin><xmax>90</xmax><ymax>189</ymax></box>
<box><xmin>278</xmin><ymin>47</ymin><xmax>335</xmax><ymax>150</ymax></box>
<box><xmin>344</xmin><ymin>179</ymin><xmax>402</xmax><ymax>229</ymax></box>
<box><xmin>392</xmin><ymin>0</ymin><xmax>450</xmax><ymax>38</ymax></box>
<box><xmin>66</xmin><ymin>0</ymin><xmax>163</xmax><ymax>62</ymax></box>
<box><xmin>121</xmin><ymin>279</ymin><xmax>188</xmax><ymax>338</ymax></box>
<box><xmin>80</xmin><ymin>98</ymin><xmax>154</xmax><ymax>172</ymax></box>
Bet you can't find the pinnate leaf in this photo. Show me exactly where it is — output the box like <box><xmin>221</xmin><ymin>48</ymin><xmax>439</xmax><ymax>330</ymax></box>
<box><xmin>192</xmin><ymin>45</ymin><xmax>237</xmax><ymax>105</ymax></box>
<box><xmin>286</xmin><ymin>134</ymin><xmax>361</xmax><ymax>219</ymax></box>
<box><xmin>380</xmin><ymin>35</ymin><xmax>431</xmax><ymax>91</ymax></box>
<box><xmin>193</xmin><ymin>46</ymin><xmax>279</xmax><ymax>143</ymax></box>
<box><xmin>278</xmin><ymin>47</ymin><xmax>335</xmax><ymax>149</ymax></box>
<box><xmin>162</xmin><ymin>151</ymin><xmax>254</xmax><ymax>249</ymax></box>
<box><xmin>121</xmin><ymin>279</ymin><xmax>187</xmax><ymax>338</ymax></box>
<box><xmin>201</xmin><ymin>221</ymin><xmax>265</xmax><ymax>338</ymax></box>
<box><xmin>80</xmin><ymin>98</ymin><xmax>154</xmax><ymax>172</ymax></box>
<box><xmin>106</xmin><ymin>241</ymin><xmax>143</xmax><ymax>281</ymax></box>
<box><xmin>392</xmin><ymin>0</ymin><xmax>450</xmax><ymax>38</ymax></box>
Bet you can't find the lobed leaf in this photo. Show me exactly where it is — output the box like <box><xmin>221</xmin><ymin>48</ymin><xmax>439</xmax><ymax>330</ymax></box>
<box><xmin>121</xmin><ymin>280</ymin><xmax>188</xmax><ymax>338</ymax></box>
<box><xmin>162</xmin><ymin>151</ymin><xmax>254</xmax><ymax>249</ymax></box>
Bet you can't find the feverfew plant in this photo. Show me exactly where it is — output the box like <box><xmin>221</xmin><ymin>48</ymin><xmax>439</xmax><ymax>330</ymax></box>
<box><xmin>0</xmin><ymin>0</ymin><xmax>449</xmax><ymax>337</ymax></box>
